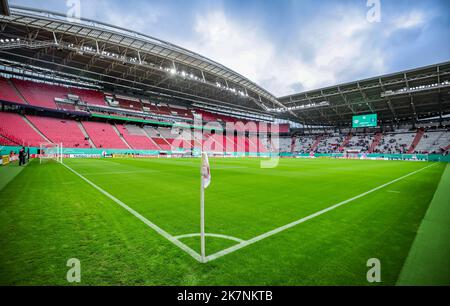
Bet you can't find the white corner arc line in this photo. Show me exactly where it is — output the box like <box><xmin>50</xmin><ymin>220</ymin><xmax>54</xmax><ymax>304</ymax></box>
<box><xmin>61</xmin><ymin>163</ymin><xmax>203</xmax><ymax>262</ymax></box>
<box><xmin>175</xmin><ymin>233</ymin><xmax>245</xmax><ymax>243</ymax></box>
<box><xmin>205</xmin><ymin>162</ymin><xmax>439</xmax><ymax>263</ymax></box>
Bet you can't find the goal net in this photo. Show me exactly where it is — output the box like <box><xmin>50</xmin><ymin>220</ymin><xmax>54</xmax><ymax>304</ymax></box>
<box><xmin>40</xmin><ymin>143</ymin><xmax>63</xmax><ymax>164</ymax></box>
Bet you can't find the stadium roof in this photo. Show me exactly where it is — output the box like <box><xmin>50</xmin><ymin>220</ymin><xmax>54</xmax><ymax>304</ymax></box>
<box><xmin>0</xmin><ymin>3</ymin><xmax>449</xmax><ymax>128</ymax></box>
<box><xmin>0</xmin><ymin>5</ymin><xmax>287</xmax><ymax>118</ymax></box>
<box><xmin>279</xmin><ymin>62</ymin><xmax>450</xmax><ymax>127</ymax></box>
<box><xmin>0</xmin><ymin>0</ymin><xmax>9</xmax><ymax>16</ymax></box>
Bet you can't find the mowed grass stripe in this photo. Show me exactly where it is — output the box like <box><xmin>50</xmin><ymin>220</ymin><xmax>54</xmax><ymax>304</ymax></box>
<box><xmin>63</xmin><ymin>158</ymin><xmax>439</xmax><ymax>241</ymax></box>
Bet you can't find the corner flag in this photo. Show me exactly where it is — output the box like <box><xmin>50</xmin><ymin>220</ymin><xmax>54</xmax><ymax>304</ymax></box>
<box><xmin>201</xmin><ymin>152</ymin><xmax>211</xmax><ymax>189</ymax></box>
<box><xmin>200</xmin><ymin>152</ymin><xmax>211</xmax><ymax>262</ymax></box>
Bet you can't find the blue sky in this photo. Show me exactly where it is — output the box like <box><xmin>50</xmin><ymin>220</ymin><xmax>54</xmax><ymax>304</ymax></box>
<box><xmin>9</xmin><ymin>0</ymin><xmax>450</xmax><ymax>96</ymax></box>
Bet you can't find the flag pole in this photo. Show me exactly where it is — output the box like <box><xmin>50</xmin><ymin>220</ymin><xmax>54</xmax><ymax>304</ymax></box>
<box><xmin>200</xmin><ymin>154</ymin><xmax>206</xmax><ymax>263</ymax></box>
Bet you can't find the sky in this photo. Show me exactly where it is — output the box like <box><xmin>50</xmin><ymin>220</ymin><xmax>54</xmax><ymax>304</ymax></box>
<box><xmin>9</xmin><ymin>0</ymin><xmax>450</xmax><ymax>97</ymax></box>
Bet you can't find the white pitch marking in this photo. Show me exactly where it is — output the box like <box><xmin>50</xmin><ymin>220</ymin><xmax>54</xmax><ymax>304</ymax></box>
<box><xmin>80</xmin><ymin>170</ymin><xmax>158</xmax><ymax>176</ymax></box>
<box><xmin>175</xmin><ymin>233</ymin><xmax>245</xmax><ymax>243</ymax></box>
<box><xmin>61</xmin><ymin>163</ymin><xmax>203</xmax><ymax>262</ymax></box>
<box><xmin>205</xmin><ymin>163</ymin><xmax>438</xmax><ymax>263</ymax></box>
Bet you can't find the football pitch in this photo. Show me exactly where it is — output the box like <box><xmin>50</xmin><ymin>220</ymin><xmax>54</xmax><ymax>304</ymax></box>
<box><xmin>0</xmin><ymin>157</ymin><xmax>447</xmax><ymax>285</ymax></box>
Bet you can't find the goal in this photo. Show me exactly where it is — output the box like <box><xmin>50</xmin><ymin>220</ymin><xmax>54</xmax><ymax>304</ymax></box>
<box><xmin>39</xmin><ymin>143</ymin><xmax>63</xmax><ymax>164</ymax></box>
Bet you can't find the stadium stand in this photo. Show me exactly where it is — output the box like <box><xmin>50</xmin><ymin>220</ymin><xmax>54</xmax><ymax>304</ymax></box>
<box><xmin>344</xmin><ymin>134</ymin><xmax>374</xmax><ymax>152</ymax></box>
<box><xmin>0</xmin><ymin>112</ymin><xmax>47</xmax><ymax>146</ymax></box>
<box><xmin>408</xmin><ymin>129</ymin><xmax>425</xmax><ymax>154</ymax></box>
<box><xmin>293</xmin><ymin>136</ymin><xmax>314</xmax><ymax>153</ymax></box>
<box><xmin>1</xmin><ymin>76</ymin><xmax>448</xmax><ymax>155</ymax></box>
<box><xmin>116</xmin><ymin>124</ymin><xmax>161</xmax><ymax>150</ymax></box>
<box><xmin>414</xmin><ymin>130</ymin><xmax>450</xmax><ymax>154</ymax></box>
<box><xmin>316</xmin><ymin>134</ymin><xmax>344</xmax><ymax>153</ymax></box>
<box><xmin>368</xmin><ymin>133</ymin><xmax>383</xmax><ymax>153</ymax></box>
<box><xmin>0</xmin><ymin>77</ymin><xmax>25</xmax><ymax>104</ymax></box>
<box><xmin>82</xmin><ymin>121</ymin><xmax>128</xmax><ymax>149</ymax></box>
<box><xmin>26</xmin><ymin>115</ymin><xmax>90</xmax><ymax>148</ymax></box>
<box><xmin>13</xmin><ymin>79</ymin><xmax>68</xmax><ymax>110</ymax></box>
<box><xmin>375</xmin><ymin>132</ymin><xmax>415</xmax><ymax>154</ymax></box>
<box><xmin>152</xmin><ymin>137</ymin><xmax>172</xmax><ymax>151</ymax></box>
<box><xmin>115</xmin><ymin>96</ymin><xmax>143</xmax><ymax>112</ymax></box>
<box><xmin>70</xmin><ymin>88</ymin><xmax>106</xmax><ymax>106</ymax></box>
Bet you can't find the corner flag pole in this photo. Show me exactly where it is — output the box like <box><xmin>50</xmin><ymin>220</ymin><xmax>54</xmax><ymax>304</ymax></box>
<box><xmin>200</xmin><ymin>152</ymin><xmax>211</xmax><ymax>263</ymax></box>
<box><xmin>200</xmin><ymin>167</ymin><xmax>206</xmax><ymax>262</ymax></box>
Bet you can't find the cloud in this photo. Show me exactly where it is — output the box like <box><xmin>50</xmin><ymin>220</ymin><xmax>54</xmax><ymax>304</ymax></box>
<box><xmin>79</xmin><ymin>0</ymin><xmax>162</xmax><ymax>32</ymax></box>
<box><xmin>180</xmin><ymin>8</ymin><xmax>386</xmax><ymax>96</ymax></box>
<box><xmin>181</xmin><ymin>5</ymin><xmax>432</xmax><ymax>97</ymax></box>
<box><xmin>10</xmin><ymin>0</ymin><xmax>436</xmax><ymax>98</ymax></box>
<box><xmin>186</xmin><ymin>10</ymin><xmax>274</xmax><ymax>86</ymax></box>
<box><xmin>391</xmin><ymin>10</ymin><xmax>426</xmax><ymax>30</ymax></box>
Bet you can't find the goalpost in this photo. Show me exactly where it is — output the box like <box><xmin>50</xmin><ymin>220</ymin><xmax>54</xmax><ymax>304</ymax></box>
<box><xmin>39</xmin><ymin>143</ymin><xmax>63</xmax><ymax>164</ymax></box>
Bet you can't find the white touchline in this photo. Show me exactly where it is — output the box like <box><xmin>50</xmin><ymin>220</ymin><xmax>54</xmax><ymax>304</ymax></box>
<box><xmin>204</xmin><ymin>162</ymin><xmax>438</xmax><ymax>263</ymax></box>
<box><xmin>62</xmin><ymin>161</ymin><xmax>438</xmax><ymax>264</ymax></box>
<box><xmin>61</xmin><ymin>163</ymin><xmax>203</xmax><ymax>263</ymax></box>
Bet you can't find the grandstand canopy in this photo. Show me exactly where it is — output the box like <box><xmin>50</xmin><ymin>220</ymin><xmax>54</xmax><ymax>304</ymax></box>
<box><xmin>0</xmin><ymin>0</ymin><xmax>9</xmax><ymax>16</ymax></box>
<box><xmin>279</xmin><ymin>62</ymin><xmax>450</xmax><ymax>127</ymax></box>
<box><xmin>0</xmin><ymin>5</ymin><xmax>286</xmax><ymax>119</ymax></box>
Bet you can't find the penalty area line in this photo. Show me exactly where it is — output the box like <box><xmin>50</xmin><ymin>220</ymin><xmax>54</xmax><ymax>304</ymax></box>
<box><xmin>205</xmin><ymin>162</ymin><xmax>439</xmax><ymax>263</ymax></box>
<box><xmin>61</xmin><ymin>163</ymin><xmax>203</xmax><ymax>263</ymax></box>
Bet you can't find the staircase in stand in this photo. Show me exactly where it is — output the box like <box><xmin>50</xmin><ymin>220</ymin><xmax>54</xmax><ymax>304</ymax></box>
<box><xmin>310</xmin><ymin>136</ymin><xmax>322</xmax><ymax>152</ymax></box>
<box><xmin>291</xmin><ymin>135</ymin><xmax>297</xmax><ymax>154</ymax></box>
<box><xmin>338</xmin><ymin>134</ymin><xmax>352</xmax><ymax>152</ymax></box>
<box><xmin>407</xmin><ymin>129</ymin><xmax>425</xmax><ymax>154</ymax></box>
<box><xmin>368</xmin><ymin>133</ymin><xmax>383</xmax><ymax>153</ymax></box>
<box><xmin>78</xmin><ymin>122</ymin><xmax>96</xmax><ymax>148</ymax></box>
<box><xmin>9</xmin><ymin>79</ymin><xmax>29</xmax><ymax>105</ymax></box>
<box><xmin>112</xmin><ymin>124</ymin><xmax>132</xmax><ymax>150</ymax></box>
<box><xmin>21</xmin><ymin>115</ymin><xmax>52</xmax><ymax>143</ymax></box>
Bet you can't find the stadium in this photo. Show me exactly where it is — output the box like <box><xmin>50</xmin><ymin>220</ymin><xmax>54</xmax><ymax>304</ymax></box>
<box><xmin>0</xmin><ymin>0</ymin><xmax>449</xmax><ymax>288</ymax></box>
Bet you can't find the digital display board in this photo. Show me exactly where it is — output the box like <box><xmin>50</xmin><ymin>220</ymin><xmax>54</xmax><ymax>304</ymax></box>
<box><xmin>352</xmin><ymin>114</ymin><xmax>378</xmax><ymax>128</ymax></box>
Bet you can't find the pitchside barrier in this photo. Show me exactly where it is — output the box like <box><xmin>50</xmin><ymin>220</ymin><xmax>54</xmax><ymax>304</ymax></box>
<box><xmin>0</xmin><ymin>145</ymin><xmax>449</xmax><ymax>162</ymax></box>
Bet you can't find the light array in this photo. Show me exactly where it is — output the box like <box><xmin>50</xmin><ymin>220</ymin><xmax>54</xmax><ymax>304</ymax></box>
<box><xmin>381</xmin><ymin>80</ymin><xmax>450</xmax><ymax>97</ymax></box>
<box><xmin>267</xmin><ymin>101</ymin><xmax>330</xmax><ymax>113</ymax></box>
<box><xmin>0</xmin><ymin>38</ymin><xmax>21</xmax><ymax>43</ymax></box>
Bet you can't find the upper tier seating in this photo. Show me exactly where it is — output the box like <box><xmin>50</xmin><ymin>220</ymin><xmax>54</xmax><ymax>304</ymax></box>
<box><xmin>70</xmin><ymin>88</ymin><xmax>106</xmax><ymax>106</ymax></box>
<box><xmin>116</xmin><ymin>98</ymin><xmax>143</xmax><ymax>112</ymax></box>
<box><xmin>116</xmin><ymin>125</ymin><xmax>160</xmax><ymax>150</ymax></box>
<box><xmin>0</xmin><ymin>77</ymin><xmax>25</xmax><ymax>104</ymax></box>
<box><xmin>82</xmin><ymin>121</ymin><xmax>128</xmax><ymax>149</ymax></box>
<box><xmin>0</xmin><ymin>112</ymin><xmax>47</xmax><ymax>147</ymax></box>
<box><xmin>167</xmin><ymin>105</ymin><xmax>194</xmax><ymax>119</ymax></box>
<box><xmin>26</xmin><ymin>115</ymin><xmax>90</xmax><ymax>148</ymax></box>
<box><xmin>13</xmin><ymin>79</ymin><xmax>69</xmax><ymax>110</ymax></box>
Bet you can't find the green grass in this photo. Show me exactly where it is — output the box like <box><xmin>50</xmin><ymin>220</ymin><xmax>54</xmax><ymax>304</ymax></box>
<box><xmin>397</xmin><ymin>164</ymin><xmax>450</xmax><ymax>285</ymax></box>
<box><xmin>0</xmin><ymin>157</ymin><xmax>446</xmax><ymax>285</ymax></box>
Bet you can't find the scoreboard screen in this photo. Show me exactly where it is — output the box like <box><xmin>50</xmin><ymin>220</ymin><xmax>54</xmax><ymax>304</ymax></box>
<box><xmin>352</xmin><ymin>114</ymin><xmax>378</xmax><ymax>128</ymax></box>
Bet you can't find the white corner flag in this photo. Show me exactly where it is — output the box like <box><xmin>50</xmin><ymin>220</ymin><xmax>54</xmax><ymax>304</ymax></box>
<box><xmin>200</xmin><ymin>152</ymin><xmax>211</xmax><ymax>262</ymax></box>
<box><xmin>202</xmin><ymin>152</ymin><xmax>211</xmax><ymax>189</ymax></box>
